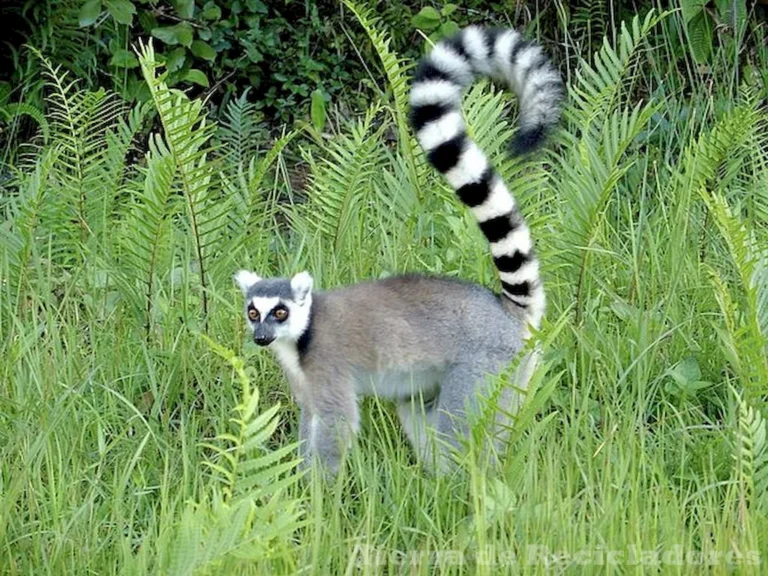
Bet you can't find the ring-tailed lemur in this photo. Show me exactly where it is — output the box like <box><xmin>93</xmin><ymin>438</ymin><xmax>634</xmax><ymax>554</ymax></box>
<box><xmin>235</xmin><ymin>26</ymin><xmax>563</xmax><ymax>474</ymax></box>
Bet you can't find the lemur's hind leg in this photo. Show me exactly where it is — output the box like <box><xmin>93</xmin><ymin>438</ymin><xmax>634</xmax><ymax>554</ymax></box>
<box><xmin>397</xmin><ymin>396</ymin><xmax>438</xmax><ymax>465</ymax></box>
<box><xmin>493</xmin><ymin>347</ymin><xmax>539</xmax><ymax>441</ymax></box>
<box><xmin>431</xmin><ymin>350</ymin><xmax>519</xmax><ymax>471</ymax></box>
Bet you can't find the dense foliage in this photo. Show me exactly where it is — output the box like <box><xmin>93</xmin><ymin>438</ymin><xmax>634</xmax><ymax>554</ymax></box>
<box><xmin>2</xmin><ymin>0</ymin><xmax>362</xmax><ymax>125</ymax></box>
<box><xmin>3</xmin><ymin>0</ymin><xmax>763</xmax><ymax>137</ymax></box>
<box><xmin>1</xmin><ymin>0</ymin><xmax>498</xmax><ymax>128</ymax></box>
<box><xmin>1</xmin><ymin>1</ymin><xmax>767</xmax><ymax>574</ymax></box>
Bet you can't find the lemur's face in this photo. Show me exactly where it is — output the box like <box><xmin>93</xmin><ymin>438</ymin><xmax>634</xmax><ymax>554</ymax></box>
<box><xmin>234</xmin><ymin>270</ymin><xmax>313</xmax><ymax>347</ymax></box>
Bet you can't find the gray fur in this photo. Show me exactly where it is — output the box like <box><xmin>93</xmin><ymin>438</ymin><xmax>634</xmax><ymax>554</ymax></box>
<box><xmin>236</xmin><ymin>272</ymin><xmax>528</xmax><ymax>475</ymax></box>
<box><xmin>244</xmin><ymin>278</ymin><xmax>295</xmax><ymax>300</ymax></box>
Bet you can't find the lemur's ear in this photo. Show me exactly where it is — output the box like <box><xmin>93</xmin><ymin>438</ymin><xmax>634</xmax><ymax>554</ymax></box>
<box><xmin>290</xmin><ymin>271</ymin><xmax>313</xmax><ymax>304</ymax></box>
<box><xmin>234</xmin><ymin>270</ymin><xmax>261</xmax><ymax>295</ymax></box>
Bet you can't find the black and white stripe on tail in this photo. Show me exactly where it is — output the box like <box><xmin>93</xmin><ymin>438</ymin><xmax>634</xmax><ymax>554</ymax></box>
<box><xmin>409</xmin><ymin>26</ymin><xmax>563</xmax><ymax>329</ymax></box>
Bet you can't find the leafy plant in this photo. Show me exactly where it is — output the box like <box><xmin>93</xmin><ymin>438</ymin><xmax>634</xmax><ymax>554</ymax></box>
<box><xmin>150</xmin><ymin>336</ymin><xmax>303</xmax><ymax>575</ymax></box>
<box><xmin>731</xmin><ymin>386</ymin><xmax>768</xmax><ymax>520</ymax></box>
<box><xmin>216</xmin><ymin>89</ymin><xmax>269</xmax><ymax>173</ymax></box>
<box><xmin>73</xmin><ymin>0</ymin><xmax>364</xmax><ymax>124</ymax></box>
<box><xmin>554</xmin><ymin>10</ymin><xmax>663</xmax><ymax>321</ymax></box>
<box><xmin>292</xmin><ymin>104</ymin><xmax>389</xmax><ymax>260</ymax></box>
<box><xmin>116</xmin><ymin>132</ymin><xmax>176</xmax><ymax>339</ymax></box>
<box><xmin>680</xmin><ymin>0</ymin><xmax>748</xmax><ymax>63</ymax></box>
<box><xmin>342</xmin><ymin>0</ymin><xmax>427</xmax><ymax>202</ymax></box>
<box><xmin>139</xmin><ymin>40</ymin><xmax>223</xmax><ymax>328</ymax></box>
<box><xmin>411</xmin><ymin>3</ymin><xmax>461</xmax><ymax>43</ymax></box>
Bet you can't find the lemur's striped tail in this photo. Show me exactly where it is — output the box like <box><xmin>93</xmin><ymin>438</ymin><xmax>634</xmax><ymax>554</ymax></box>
<box><xmin>409</xmin><ymin>27</ymin><xmax>563</xmax><ymax>329</ymax></box>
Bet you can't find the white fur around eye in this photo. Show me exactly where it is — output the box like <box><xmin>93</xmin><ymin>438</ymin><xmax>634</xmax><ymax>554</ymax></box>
<box><xmin>249</xmin><ymin>297</ymin><xmax>279</xmax><ymax>321</ymax></box>
<box><xmin>272</xmin><ymin>298</ymin><xmax>312</xmax><ymax>343</ymax></box>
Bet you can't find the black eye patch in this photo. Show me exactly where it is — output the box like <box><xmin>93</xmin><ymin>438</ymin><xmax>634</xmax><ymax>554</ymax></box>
<box><xmin>271</xmin><ymin>305</ymin><xmax>289</xmax><ymax>322</ymax></box>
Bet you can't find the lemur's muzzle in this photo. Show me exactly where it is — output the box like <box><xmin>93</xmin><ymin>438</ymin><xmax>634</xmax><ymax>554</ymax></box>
<box><xmin>253</xmin><ymin>324</ymin><xmax>275</xmax><ymax>346</ymax></box>
<box><xmin>254</xmin><ymin>334</ymin><xmax>275</xmax><ymax>346</ymax></box>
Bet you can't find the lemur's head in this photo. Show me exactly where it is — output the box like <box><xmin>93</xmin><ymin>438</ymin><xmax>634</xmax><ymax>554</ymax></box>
<box><xmin>234</xmin><ymin>270</ymin><xmax>313</xmax><ymax>347</ymax></box>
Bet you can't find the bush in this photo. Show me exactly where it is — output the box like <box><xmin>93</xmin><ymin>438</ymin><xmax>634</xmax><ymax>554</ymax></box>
<box><xmin>0</xmin><ymin>0</ymin><xmax>565</xmax><ymax>137</ymax></box>
<box><xmin>1</xmin><ymin>1</ymin><xmax>368</xmax><ymax>124</ymax></box>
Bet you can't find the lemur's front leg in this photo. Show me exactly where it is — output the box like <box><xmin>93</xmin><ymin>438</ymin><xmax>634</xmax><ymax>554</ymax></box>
<box><xmin>304</xmin><ymin>376</ymin><xmax>360</xmax><ymax>476</ymax></box>
<box><xmin>297</xmin><ymin>405</ymin><xmax>313</xmax><ymax>470</ymax></box>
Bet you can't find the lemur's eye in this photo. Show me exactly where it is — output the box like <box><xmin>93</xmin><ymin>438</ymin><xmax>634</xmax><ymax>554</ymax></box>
<box><xmin>248</xmin><ymin>308</ymin><xmax>259</xmax><ymax>322</ymax></box>
<box><xmin>273</xmin><ymin>307</ymin><xmax>289</xmax><ymax>322</ymax></box>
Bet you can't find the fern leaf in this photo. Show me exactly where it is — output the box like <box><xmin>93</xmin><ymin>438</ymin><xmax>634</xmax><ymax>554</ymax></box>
<box><xmin>138</xmin><ymin>41</ymin><xmax>224</xmax><ymax>328</ymax></box>
<box><xmin>159</xmin><ymin>490</ymin><xmax>302</xmax><ymax>574</ymax></box>
<box><xmin>0</xmin><ymin>148</ymin><xmax>59</xmax><ymax>305</ymax></box>
<box><xmin>732</xmin><ymin>387</ymin><xmax>768</xmax><ymax>514</ymax></box>
<box><xmin>116</xmin><ymin>133</ymin><xmax>176</xmax><ymax>338</ymax></box>
<box><xmin>245</xmin><ymin>129</ymin><xmax>296</xmax><ymax>202</ymax></box>
<box><xmin>342</xmin><ymin>0</ymin><xmax>426</xmax><ymax>195</ymax></box>
<box><xmin>96</xmin><ymin>100</ymin><xmax>152</xmax><ymax>232</ymax></box>
<box><xmin>699</xmin><ymin>189</ymin><xmax>768</xmax><ymax>397</ymax></box>
<box><xmin>571</xmin><ymin>0</ymin><xmax>609</xmax><ymax>53</ymax></box>
<box><xmin>212</xmin><ymin>127</ymin><xmax>297</xmax><ymax>278</ymax></box>
<box><xmin>290</xmin><ymin>104</ymin><xmax>389</xmax><ymax>258</ymax></box>
<box><xmin>569</xmin><ymin>10</ymin><xmax>663</xmax><ymax>126</ymax></box>
<box><xmin>0</xmin><ymin>102</ymin><xmax>50</xmax><ymax>144</ymax></box>
<box><xmin>676</xmin><ymin>104</ymin><xmax>762</xmax><ymax>195</ymax></box>
<box><xmin>200</xmin><ymin>334</ymin><xmax>303</xmax><ymax>501</ymax></box>
<box><xmin>156</xmin><ymin>337</ymin><xmax>306</xmax><ymax>572</ymax></box>
<box><xmin>31</xmin><ymin>50</ymin><xmax>127</xmax><ymax>268</ymax></box>
<box><xmin>217</xmin><ymin>89</ymin><xmax>266</xmax><ymax>174</ymax></box>
<box><xmin>556</xmin><ymin>103</ymin><xmax>657</xmax><ymax>313</ymax></box>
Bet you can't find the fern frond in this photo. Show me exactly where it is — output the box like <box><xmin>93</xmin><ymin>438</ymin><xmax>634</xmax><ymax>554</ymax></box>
<box><xmin>139</xmin><ymin>41</ymin><xmax>224</xmax><ymax>328</ymax></box>
<box><xmin>290</xmin><ymin>104</ymin><xmax>389</xmax><ymax>258</ymax></box>
<box><xmin>220</xmin><ymin>128</ymin><xmax>297</xmax><ymax>238</ymax></box>
<box><xmin>0</xmin><ymin>102</ymin><xmax>50</xmax><ymax>144</ymax></box>
<box><xmin>98</xmin><ymin>100</ymin><xmax>153</xmax><ymax>221</ymax></box>
<box><xmin>210</xmin><ymin>128</ymin><xmax>297</xmax><ymax>286</ymax></box>
<box><xmin>571</xmin><ymin>0</ymin><xmax>609</xmax><ymax>52</ymax></box>
<box><xmin>0</xmin><ymin>148</ymin><xmax>59</xmax><ymax>307</ymax></box>
<box><xmin>699</xmin><ymin>190</ymin><xmax>768</xmax><ymax>398</ymax></box>
<box><xmin>676</xmin><ymin>104</ymin><xmax>763</xmax><ymax>195</ymax></box>
<box><xmin>731</xmin><ymin>386</ymin><xmax>768</xmax><ymax>514</ymax></box>
<box><xmin>32</xmin><ymin>50</ymin><xmax>127</xmax><ymax>266</ymax></box>
<box><xmin>547</xmin><ymin>12</ymin><xmax>664</xmax><ymax>321</ymax></box>
<box><xmin>245</xmin><ymin>129</ymin><xmax>297</xmax><ymax>202</ymax></box>
<box><xmin>342</xmin><ymin>0</ymin><xmax>426</xmax><ymax>195</ymax></box>
<box><xmin>665</xmin><ymin>96</ymin><xmax>768</xmax><ymax>400</ymax></box>
<box><xmin>200</xmin><ymin>335</ymin><xmax>303</xmax><ymax>500</ymax></box>
<box><xmin>217</xmin><ymin>89</ymin><xmax>266</xmax><ymax>174</ymax></box>
<box><xmin>154</xmin><ymin>336</ymin><xmax>306</xmax><ymax>573</ymax></box>
<box><xmin>158</xmin><ymin>488</ymin><xmax>303</xmax><ymax>575</ymax></box>
<box><xmin>568</xmin><ymin>10</ymin><xmax>663</xmax><ymax>127</ymax></box>
<box><xmin>756</xmin><ymin>252</ymin><xmax>768</xmax><ymax>350</ymax></box>
<box><xmin>115</xmin><ymin>133</ymin><xmax>176</xmax><ymax>339</ymax></box>
<box><xmin>556</xmin><ymin>102</ymin><xmax>658</xmax><ymax>313</ymax></box>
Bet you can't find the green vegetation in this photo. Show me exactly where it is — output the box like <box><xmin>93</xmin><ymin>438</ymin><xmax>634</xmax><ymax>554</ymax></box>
<box><xmin>1</xmin><ymin>1</ymin><xmax>767</xmax><ymax>574</ymax></box>
<box><xmin>1</xmin><ymin>0</ymin><xmax>365</xmax><ymax>125</ymax></box>
<box><xmin>0</xmin><ymin>0</ymin><xmax>506</xmax><ymax>133</ymax></box>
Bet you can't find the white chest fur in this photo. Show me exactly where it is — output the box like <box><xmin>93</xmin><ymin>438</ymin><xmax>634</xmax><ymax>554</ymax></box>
<box><xmin>270</xmin><ymin>341</ymin><xmax>309</xmax><ymax>403</ymax></box>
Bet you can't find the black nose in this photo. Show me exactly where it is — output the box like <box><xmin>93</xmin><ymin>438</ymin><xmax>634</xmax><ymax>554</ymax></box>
<box><xmin>254</xmin><ymin>335</ymin><xmax>274</xmax><ymax>346</ymax></box>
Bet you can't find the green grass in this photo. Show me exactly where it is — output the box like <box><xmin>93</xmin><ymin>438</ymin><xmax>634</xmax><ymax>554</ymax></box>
<box><xmin>1</xmin><ymin>5</ymin><xmax>767</xmax><ymax>575</ymax></box>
